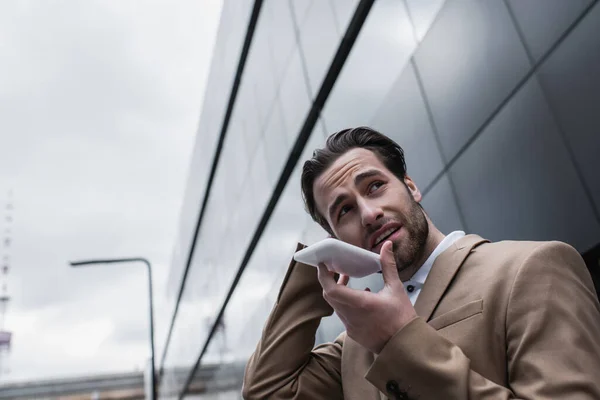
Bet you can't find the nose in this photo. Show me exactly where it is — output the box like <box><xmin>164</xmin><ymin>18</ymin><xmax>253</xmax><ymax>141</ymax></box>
<box><xmin>359</xmin><ymin>200</ymin><xmax>383</xmax><ymax>227</ymax></box>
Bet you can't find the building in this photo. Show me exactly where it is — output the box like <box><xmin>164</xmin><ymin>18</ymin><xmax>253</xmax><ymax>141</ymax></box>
<box><xmin>158</xmin><ymin>0</ymin><xmax>600</xmax><ymax>398</ymax></box>
<box><xmin>0</xmin><ymin>364</ymin><xmax>241</xmax><ymax>399</ymax></box>
<box><xmin>0</xmin><ymin>371</ymin><xmax>146</xmax><ymax>400</ymax></box>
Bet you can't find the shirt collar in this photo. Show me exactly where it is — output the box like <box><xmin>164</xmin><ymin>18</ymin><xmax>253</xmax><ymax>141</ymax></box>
<box><xmin>405</xmin><ymin>231</ymin><xmax>466</xmax><ymax>287</ymax></box>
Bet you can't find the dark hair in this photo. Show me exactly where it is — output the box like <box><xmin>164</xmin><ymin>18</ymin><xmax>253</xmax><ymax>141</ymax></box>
<box><xmin>301</xmin><ymin>127</ymin><xmax>407</xmax><ymax>233</ymax></box>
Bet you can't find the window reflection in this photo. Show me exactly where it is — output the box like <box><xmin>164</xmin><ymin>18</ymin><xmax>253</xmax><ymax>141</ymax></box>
<box><xmin>405</xmin><ymin>0</ymin><xmax>446</xmax><ymax>42</ymax></box>
<box><xmin>298</xmin><ymin>0</ymin><xmax>341</xmax><ymax>96</ymax></box>
<box><xmin>323</xmin><ymin>0</ymin><xmax>417</xmax><ymax>133</ymax></box>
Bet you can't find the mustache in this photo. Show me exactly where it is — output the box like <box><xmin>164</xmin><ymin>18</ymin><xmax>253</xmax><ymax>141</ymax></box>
<box><xmin>364</xmin><ymin>217</ymin><xmax>403</xmax><ymax>242</ymax></box>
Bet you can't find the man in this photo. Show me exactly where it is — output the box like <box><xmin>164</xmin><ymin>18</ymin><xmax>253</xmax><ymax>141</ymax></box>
<box><xmin>242</xmin><ymin>127</ymin><xmax>600</xmax><ymax>399</ymax></box>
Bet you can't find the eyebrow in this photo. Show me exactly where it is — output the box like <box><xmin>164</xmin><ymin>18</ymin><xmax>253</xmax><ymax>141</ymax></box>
<box><xmin>327</xmin><ymin>169</ymin><xmax>383</xmax><ymax>220</ymax></box>
<box><xmin>354</xmin><ymin>169</ymin><xmax>382</xmax><ymax>186</ymax></box>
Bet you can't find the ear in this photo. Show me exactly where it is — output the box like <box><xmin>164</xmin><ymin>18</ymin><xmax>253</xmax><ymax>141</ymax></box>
<box><xmin>404</xmin><ymin>176</ymin><xmax>422</xmax><ymax>203</ymax></box>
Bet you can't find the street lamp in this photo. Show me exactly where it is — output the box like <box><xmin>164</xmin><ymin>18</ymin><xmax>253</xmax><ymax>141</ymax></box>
<box><xmin>69</xmin><ymin>257</ymin><xmax>156</xmax><ymax>400</ymax></box>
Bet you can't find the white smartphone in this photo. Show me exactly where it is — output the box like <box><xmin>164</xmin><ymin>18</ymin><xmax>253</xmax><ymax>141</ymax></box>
<box><xmin>293</xmin><ymin>238</ymin><xmax>381</xmax><ymax>278</ymax></box>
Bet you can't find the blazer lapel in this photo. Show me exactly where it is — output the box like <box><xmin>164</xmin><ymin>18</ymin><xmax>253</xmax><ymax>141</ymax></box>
<box><xmin>414</xmin><ymin>234</ymin><xmax>489</xmax><ymax>321</ymax></box>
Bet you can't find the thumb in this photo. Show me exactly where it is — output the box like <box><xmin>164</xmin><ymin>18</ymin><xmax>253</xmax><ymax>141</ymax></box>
<box><xmin>380</xmin><ymin>240</ymin><xmax>400</xmax><ymax>284</ymax></box>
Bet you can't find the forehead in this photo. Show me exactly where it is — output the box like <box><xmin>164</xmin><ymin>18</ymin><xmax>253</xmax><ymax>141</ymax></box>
<box><xmin>313</xmin><ymin>148</ymin><xmax>388</xmax><ymax>207</ymax></box>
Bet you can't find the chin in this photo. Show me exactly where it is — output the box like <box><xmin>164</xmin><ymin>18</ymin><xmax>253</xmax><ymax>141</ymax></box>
<box><xmin>393</xmin><ymin>242</ymin><xmax>416</xmax><ymax>265</ymax></box>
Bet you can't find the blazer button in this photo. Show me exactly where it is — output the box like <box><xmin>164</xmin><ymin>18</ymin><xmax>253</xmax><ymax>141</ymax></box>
<box><xmin>386</xmin><ymin>380</ymin><xmax>400</xmax><ymax>394</ymax></box>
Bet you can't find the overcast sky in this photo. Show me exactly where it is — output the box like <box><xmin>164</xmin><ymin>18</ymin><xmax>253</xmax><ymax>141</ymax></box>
<box><xmin>0</xmin><ymin>0</ymin><xmax>223</xmax><ymax>383</ymax></box>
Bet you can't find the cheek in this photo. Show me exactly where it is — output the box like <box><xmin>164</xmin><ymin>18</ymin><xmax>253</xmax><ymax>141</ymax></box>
<box><xmin>389</xmin><ymin>190</ymin><xmax>414</xmax><ymax>214</ymax></box>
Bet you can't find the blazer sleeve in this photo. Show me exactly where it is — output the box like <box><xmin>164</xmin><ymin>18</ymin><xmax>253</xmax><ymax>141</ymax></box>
<box><xmin>365</xmin><ymin>241</ymin><xmax>600</xmax><ymax>399</ymax></box>
<box><xmin>242</xmin><ymin>244</ymin><xmax>345</xmax><ymax>400</ymax></box>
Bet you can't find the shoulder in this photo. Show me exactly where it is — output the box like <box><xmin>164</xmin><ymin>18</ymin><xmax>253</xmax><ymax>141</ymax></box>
<box><xmin>511</xmin><ymin>240</ymin><xmax>589</xmax><ymax>284</ymax></box>
<box><xmin>474</xmin><ymin>238</ymin><xmax>579</xmax><ymax>264</ymax></box>
<box><xmin>463</xmin><ymin>237</ymin><xmax>585</xmax><ymax>280</ymax></box>
<box><xmin>474</xmin><ymin>239</ymin><xmax>589</xmax><ymax>285</ymax></box>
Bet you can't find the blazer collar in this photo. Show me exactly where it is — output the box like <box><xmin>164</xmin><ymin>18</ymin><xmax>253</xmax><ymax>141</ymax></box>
<box><xmin>414</xmin><ymin>234</ymin><xmax>489</xmax><ymax>321</ymax></box>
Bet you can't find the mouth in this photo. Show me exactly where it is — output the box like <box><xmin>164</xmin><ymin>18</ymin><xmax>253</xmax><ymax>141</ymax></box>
<box><xmin>369</xmin><ymin>224</ymin><xmax>402</xmax><ymax>252</ymax></box>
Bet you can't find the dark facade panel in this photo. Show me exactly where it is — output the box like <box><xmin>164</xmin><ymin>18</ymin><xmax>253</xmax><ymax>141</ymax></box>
<box><xmin>414</xmin><ymin>0</ymin><xmax>530</xmax><ymax>161</ymax></box>
<box><xmin>421</xmin><ymin>173</ymin><xmax>465</xmax><ymax>235</ymax></box>
<box><xmin>370</xmin><ymin>62</ymin><xmax>444</xmax><ymax>190</ymax></box>
<box><xmin>538</xmin><ymin>2</ymin><xmax>600</xmax><ymax>214</ymax></box>
<box><xmin>450</xmin><ymin>77</ymin><xmax>600</xmax><ymax>252</ymax></box>
<box><xmin>507</xmin><ymin>0</ymin><xmax>592</xmax><ymax>61</ymax></box>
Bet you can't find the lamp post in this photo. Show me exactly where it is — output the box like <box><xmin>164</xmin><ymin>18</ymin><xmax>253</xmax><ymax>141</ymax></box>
<box><xmin>69</xmin><ymin>257</ymin><xmax>156</xmax><ymax>400</ymax></box>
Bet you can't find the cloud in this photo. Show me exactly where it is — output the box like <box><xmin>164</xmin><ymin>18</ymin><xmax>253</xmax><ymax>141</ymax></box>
<box><xmin>0</xmin><ymin>0</ymin><xmax>223</xmax><ymax>383</ymax></box>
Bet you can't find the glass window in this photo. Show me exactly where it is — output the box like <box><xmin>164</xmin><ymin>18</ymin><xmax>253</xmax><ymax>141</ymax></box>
<box><xmin>236</xmin><ymin>75</ymin><xmax>263</xmax><ymax>156</ymax></box>
<box><xmin>290</xmin><ymin>0</ymin><xmax>314</xmax><ymax>28</ymax></box>
<box><xmin>405</xmin><ymin>0</ymin><xmax>446</xmax><ymax>42</ymax></box>
<box><xmin>265</xmin><ymin>0</ymin><xmax>297</xmax><ymax>84</ymax></box>
<box><xmin>322</xmin><ymin>0</ymin><xmax>417</xmax><ymax>133</ymax></box>
<box><xmin>246</xmin><ymin>17</ymin><xmax>278</xmax><ymax>130</ymax></box>
<box><xmin>262</xmin><ymin>99</ymin><xmax>290</xmax><ymax>184</ymax></box>
<box><xmin>278</xmin><ymin>47</ymin><xmax>312</xmax><ymax>145</ymax></box>
<box><xmin>222</xmin><ymin>115</ymin><xmax>251</xmax><ymax>197</ymax></box>
<box><xmin>249</xmin><ymin>137</ymin><xmax>273</xmax><ymax>208</ymax></box>
<box><xmin>159</xmin><ymin>3</ymin><xmax>269</xmax><ymax>395</ymax></box>
<box><xmin>233</xmin><ymin>179</ymin><xmax>262</xmax><ymax>251</ymax></box>
<box><xmin>329</xmin><ymin>0</ymin><xmax>360</xmax><ymax>36</ymax></box>
<box><xmin>297</xmin><ymin>0</ymin><xmax>341</xmax><ymax>97</ymax></box>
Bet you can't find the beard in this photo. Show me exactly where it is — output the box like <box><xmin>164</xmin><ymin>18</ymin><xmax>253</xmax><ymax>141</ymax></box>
<box><xmin>364</xmin><ymin>197</ymin><xmax>429</xmax><ymax>274</ymax></box>
<box><xmin>389</xmin><ymin>200</ymin><xmax>429</xmax><ymax>273</ymax></box>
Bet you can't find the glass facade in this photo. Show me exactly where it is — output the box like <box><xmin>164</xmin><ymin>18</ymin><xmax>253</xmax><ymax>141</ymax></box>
<box><xmin>160</xmin><ymin>0</ymin><xmax>600</xmax><ymax>398</ymax></box>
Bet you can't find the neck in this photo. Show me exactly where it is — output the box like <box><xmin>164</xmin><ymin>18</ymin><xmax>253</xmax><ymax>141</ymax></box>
<box><xmin>398</xmin><ymin>223</ymin><xmax>445</xmax><ymax>282</ymax></box>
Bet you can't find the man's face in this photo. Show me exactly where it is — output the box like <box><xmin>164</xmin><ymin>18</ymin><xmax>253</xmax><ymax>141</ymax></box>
<box><xmin>313</xmin><ymin>148</ymin><xmax>429</xmax><ymax>270</ymax></box>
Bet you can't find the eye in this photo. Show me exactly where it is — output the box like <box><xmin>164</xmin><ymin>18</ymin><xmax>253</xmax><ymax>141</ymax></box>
<box><xmin>338</xmin><ymin>204</ymin><xmax>352</xmax><ymax>219</ymax></box>
<box><xmin>368</xmin><ymin>181</ymin><xmax>384</xmax><ymax>194</ymax></box>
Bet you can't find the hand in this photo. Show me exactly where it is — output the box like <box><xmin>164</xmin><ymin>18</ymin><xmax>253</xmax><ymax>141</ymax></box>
<box><xmin>317</xmin><ymin>240</ymin><xmax>417</xmax><ymax>354</ymax></box>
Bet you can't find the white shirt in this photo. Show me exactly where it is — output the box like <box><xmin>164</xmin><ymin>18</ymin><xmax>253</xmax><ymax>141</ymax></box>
<box><xmin>403</xmin><ymin>231</ymin><xmax>466</xmax><ymax>305</ymax></box>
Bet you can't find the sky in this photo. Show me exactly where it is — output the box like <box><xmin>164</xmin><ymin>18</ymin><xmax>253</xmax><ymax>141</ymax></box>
<box><xmin>0</xmin><ymin>0</ymin><xmax>223</xmax><ymax>383</ymax></box>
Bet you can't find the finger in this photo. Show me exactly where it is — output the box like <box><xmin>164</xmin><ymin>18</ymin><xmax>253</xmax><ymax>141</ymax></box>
<box><xmin>337</xmin><ymin>273</ymin><xmax>350</xmax><ymax>286</ymax></box>
<box><xmin>317</xmin><ymin>263</ymin><xmax>355</xmax><ymax>306</ymax></box>
<box><xmin>380</xmin><ymin>240</ymin><xmax>401</xmax><ymax>284</ymax></box>
<box><xmin>318</xmin><ymin>266</ymin><xmax>371</xmax><ymax>306</ymax></box>
<box><xmin>316</xmin><ymin>263</ymin><xmax>337</xmax><ymax>292</ymax></box>
<box><xmin>325</xmin><ymin>279</ymin><xmax>371</xmax><ymax>307</ymax></box>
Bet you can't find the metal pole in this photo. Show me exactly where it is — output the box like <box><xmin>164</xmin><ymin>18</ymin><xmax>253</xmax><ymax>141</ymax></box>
<box><xmin>142</xmin><ymin>259</ymin><xmax>157</xmax><ymax>400</ymax></box>
<box><xmin>69</xmin><ymin>258</ymin><xmax>156</xmax><ymax>400</ymax></box>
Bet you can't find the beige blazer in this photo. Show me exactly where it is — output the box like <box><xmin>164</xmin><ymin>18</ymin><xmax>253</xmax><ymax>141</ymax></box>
<box><xmin>243</xmin><ymin>235</ymin><xmax>600</xmax><ymax>399</ymax></box>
